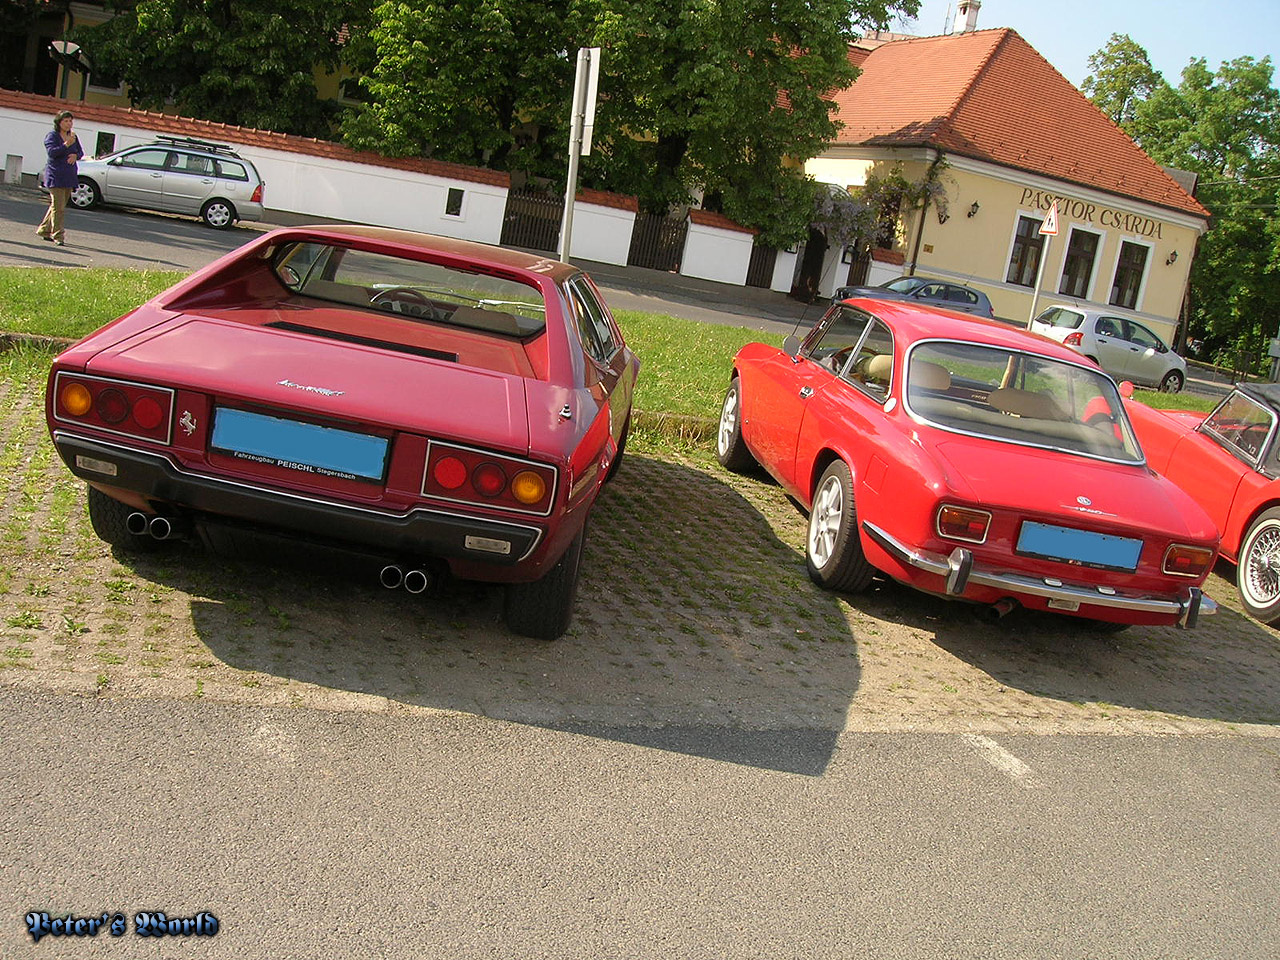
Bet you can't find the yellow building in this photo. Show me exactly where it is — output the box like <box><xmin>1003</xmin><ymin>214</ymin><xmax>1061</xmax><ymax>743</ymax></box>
<box><xmin>805</xmin><ymin>25</ymin><xmax>1208</xmax><ymax>343</ymax></box>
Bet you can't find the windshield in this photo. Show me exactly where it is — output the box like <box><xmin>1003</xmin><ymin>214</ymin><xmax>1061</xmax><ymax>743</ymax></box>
<box><xmin>1201</xmin><ymin>391</ymin><xmax>1275</xmax><ymax>463</ymax></box>
<box><xmin>273</xmin><ymin>241</ymin><xmax>546</xmax><ymax>338</ymax></box>
<box><xmin>883</xmin><ymin>277</ymin><xmax>925</xmax><ymax>294</ymax></box>
<box><xmin>903</xmin><ymin>340</ymin><xmax>1144</xmax><ymax>463</ymax></box>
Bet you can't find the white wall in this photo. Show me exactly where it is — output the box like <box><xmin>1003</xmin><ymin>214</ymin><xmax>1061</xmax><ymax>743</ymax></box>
<box><xmin>569</xmin><ymin>202</ymin><xmax>635</xmax><ymax>266</ymax></box>
<box><xmin>770</xmin><ymin>249</ymin><xmax>798</xmax><ymax>294</ymax></box>
<box><xmin>681</xmin><ymin>219</ymin><xmax>754</xmax><ymax>286</ymax></box>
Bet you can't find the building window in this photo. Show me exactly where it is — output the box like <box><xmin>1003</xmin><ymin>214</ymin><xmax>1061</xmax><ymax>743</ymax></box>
<box><xmin>445</xmin><ymin>188</ymin><xmax>464</xmax><ymax>217</ymax></box>
<box><xmin>1110</xmin><ymin>241</ymin><xmax>1149</xmax><ymax>309</ymax></box>
<box><xmin>1006</xmin><ymin>216</ymin><xmax>1044</xmax><ymax>287</ymax></box>
<box><xmin>1058</xmin><ymin>229</ymin><xmax>1099</xmax><ymax>299</ymax></box>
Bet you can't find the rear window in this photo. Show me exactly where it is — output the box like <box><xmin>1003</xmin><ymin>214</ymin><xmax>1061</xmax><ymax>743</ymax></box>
<box><xmin>273</xmin><ymin>241</ymin><xmax>546</xmax><ymax>338</ymax></box>
<box><xmin>904</xmin><ymin>340</ymin><xmax>1143</xmax><ymax>463</ymax></box>
<box><xmin>1035</xmin><ymin>307</ymin><xmax>1084</xmax><ymax>329</ymax></box>
<box><xmin>215</xmin><ymin>159</ymin><xmax>250</xmax><ymax>181</ymax></box>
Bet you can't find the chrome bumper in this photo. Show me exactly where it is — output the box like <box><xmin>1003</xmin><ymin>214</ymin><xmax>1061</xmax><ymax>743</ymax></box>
<box><xmin>862</xmin><ymin>521</ymin><xmax>1216</xmax><ymax>628</ymax></box>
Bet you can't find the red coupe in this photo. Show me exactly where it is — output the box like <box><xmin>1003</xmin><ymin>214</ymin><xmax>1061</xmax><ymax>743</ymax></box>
<box><xmin>46</xmin><ymin>225</ymin><xmax>639</xmax><ymax>640</ymax></box>
<box><xmin>1127</xmin><ymin>384</ymin><xmax>1280</xmax><ymax>625</ymax></box>
<box><xmin>716</xmin><ymin>299</ymin><xmax>1219</xmax><ymax>628</ymax></box>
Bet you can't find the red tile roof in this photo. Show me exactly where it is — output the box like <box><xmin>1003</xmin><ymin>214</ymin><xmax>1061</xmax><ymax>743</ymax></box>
<box><xmin>689</xmin><ymin>209</ymin><xmax>758</xmax><ymax>235</ymax></box>
<box><xmin>831</xmin><ymin>29</ymin><xmax>1208</xmax><ymax>219</ymax></box>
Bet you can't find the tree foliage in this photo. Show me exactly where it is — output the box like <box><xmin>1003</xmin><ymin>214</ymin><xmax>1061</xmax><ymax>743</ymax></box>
<box><xmin>1080</xmin><ymin>34</ymin><xmax>1166</xmax><ymax>128</ymax></box>
<box><xmin>72</xmin><ymin>0</ymin><xmax>367</xmax><ymax>138</ymax></box>
<box><xmin>1085</xmin><ymin>39</ymin><xmax>1280</xmax><ymax>371</ymax></box>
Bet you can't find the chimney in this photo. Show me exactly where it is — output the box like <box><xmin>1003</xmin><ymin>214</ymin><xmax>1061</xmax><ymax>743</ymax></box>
<box><xmin>954</xmin><ymin>0</ymin><xmax>981</xmax><ymax>33</ymax></box>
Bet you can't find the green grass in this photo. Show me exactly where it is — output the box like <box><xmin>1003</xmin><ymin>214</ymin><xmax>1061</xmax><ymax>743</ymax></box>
<box><xmin>0</xmin><ymin>268</ymin><xmax>184</xmax><ymax>339</ymax></box>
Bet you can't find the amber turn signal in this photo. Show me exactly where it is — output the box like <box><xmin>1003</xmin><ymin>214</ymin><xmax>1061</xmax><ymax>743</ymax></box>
<box><xmin>61</xmin><ymin>382</ymin><xmax>92</xmax><ymax>417</ymax></box>
<box><xmin>1163</xmin><ymin>544</ymin><xmax>1214</xmax><ymax>578</ymax></box>
<box><xmin>511</xmin><ymin>470</ymin><xmax>546</xmax><ymax>505</ymax></box>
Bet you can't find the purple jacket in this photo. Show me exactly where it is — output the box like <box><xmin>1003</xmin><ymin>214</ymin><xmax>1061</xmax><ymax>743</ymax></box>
<box><xmin>42</xmin><ymin>129</ymin><xmax>80</xmax><ymax>190</ymax></box>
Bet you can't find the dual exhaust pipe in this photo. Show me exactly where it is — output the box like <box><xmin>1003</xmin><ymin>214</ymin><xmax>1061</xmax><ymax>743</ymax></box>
<box><xmin>126</xmin><ymin>511</ymin><xmax>189</xmax><ymax>541</ymax></box>
<box><xmin>379</xmin><ymin>564</ymin><xmax>433</xmax><ymax>594</ymax></box>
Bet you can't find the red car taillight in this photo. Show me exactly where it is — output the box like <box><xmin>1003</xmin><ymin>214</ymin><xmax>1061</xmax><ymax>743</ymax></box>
<box><xmin>423</xmin><ymin>442</ymin><xmax>556</xmax><ymax>515</ymax></box>
<box><xmin>1064</xmin><ymin>332</ymin><xmax>1084</xmax><ymax>346</ymax></box>
<box><xmin>250</xmin><ymin>183</ymin><xmax>263</xmax><ymax>203</ymax></box>
<box><xmin>937</xmin><ymin>504</ymin><xmax>991</xmax><ymax>544</ymax></box>
<box><xmin>53</xmin><ymin>372</ymin><xmax>174</xmax><ymax>444</ymax></box>
<box><xmin>1163</xmin><ymin>544</ymin><xmax>1215</xmax><ymax>578</ymax></box>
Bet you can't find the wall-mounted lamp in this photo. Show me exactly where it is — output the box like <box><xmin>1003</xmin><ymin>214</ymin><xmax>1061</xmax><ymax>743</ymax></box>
<box><xmin>841</xmin><ymin>245</ymin><xmax>856</xmax><ymax>264</ymax></box>
<box><xmin>967</xmin><ymin>201</ymin><xmax>980</xmax><ymax>218</ymax></box>
<box><xmin>937</xmin><ymin>208</ymin><xmax>950</xmax><ymax>224</ymax></box>
<box><xmin>1166</xmin><ymin>251</ymin><xmax>1178</xmax><ymax>265</ymax></box>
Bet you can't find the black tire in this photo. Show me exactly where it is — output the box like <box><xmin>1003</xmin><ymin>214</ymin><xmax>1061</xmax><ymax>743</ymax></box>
<box><xmin>606</xmin><ymin>414</ymin><xmax>629</xmax><ymax>482</ymax></box>
<box><xmin>1160</xmin><ymin>369</ymin><xmax>1184</xmax><ymax>393</ymax></box>
<box><xmin>201</xmin><ymin>199</ymin><xmax>236</xmax><ymax>229</ymax></box>
<box><xmin>805</xmin><ymin>460</ymin><xmax>875</xmax><ymax>593</ymax></box>
<box><xmin>1237</xmin><ymin>507</ymin><xmax>1280</xmax><ymax>624</ymax></box>
<box><xmin>504</xmin><ymin>523</ymin><xmax>587</xmax><ymax>640</ymax></box>
<box><xmin>70</xmin><ymin>177</ymin><xmax>101</xmax><ymax>209</ymax></box>
<box><xmin>86</xmin><ymin>486</ymin><xmax>162</xmax><ymax>553</ymax></box>
<box><xmin>716</xmin><ymin>377</ymin><xmax>757</xmax><ymax>472</ymax></box>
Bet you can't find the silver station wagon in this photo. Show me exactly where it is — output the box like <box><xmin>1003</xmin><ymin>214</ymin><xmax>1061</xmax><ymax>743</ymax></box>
<box><xmin>70</xmin><ymin>135</ymin><xmax>265</xmax><ymax>229</ymax></box>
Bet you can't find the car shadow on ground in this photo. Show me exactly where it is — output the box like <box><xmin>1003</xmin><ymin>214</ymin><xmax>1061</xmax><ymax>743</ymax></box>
<box><xmin>124</xmin><ymin>453</ymin><xmax>865</xmax><ymax>775</ymax></box>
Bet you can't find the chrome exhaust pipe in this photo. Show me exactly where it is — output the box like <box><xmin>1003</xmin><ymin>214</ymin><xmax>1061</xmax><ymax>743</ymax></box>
<box><xmin>126</xmin><ymin>512</ymin><xmax>150</xmax><ymax>536</ymax></box>
<box><xmin>403</xmin><ymin>569</ymin><xmax>431</xmax><ymax>594</ymax></box>
<box><xmin>379</xmin><ymin>565</ymin><xmax>404</xmax><ymax>589</ymax></box>
<box><xmin>148</xmin><ymin>515</ymin><xmax>190</xmax><ymax>540</ymax></box>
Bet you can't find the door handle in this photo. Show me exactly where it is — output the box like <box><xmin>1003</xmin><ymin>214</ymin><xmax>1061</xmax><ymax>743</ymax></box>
<box><xmin>799</xmin><ymin>386</ymin><xmax>814</xmax><ymax>399</ymax></box>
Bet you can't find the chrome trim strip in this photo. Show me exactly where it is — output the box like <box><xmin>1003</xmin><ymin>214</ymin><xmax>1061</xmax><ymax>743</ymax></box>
<box><xmin>862</xmin><ymin>520</ymin><xmax>1214</xmax><ymax>623</ymax></box>
<box><xmin>54</xmin><ymin>430</ymin><xmax>545</xmax><ymax>560</ymax></box>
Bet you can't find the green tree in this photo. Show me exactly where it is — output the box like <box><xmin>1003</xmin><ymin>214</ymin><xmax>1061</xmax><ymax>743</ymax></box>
<box><xmin>1080</xmin><ymin>33</ymin><xmax>1167</xmax><ymax>128</ymax></box>
<box><xmin>72</xmin><ymin>0</ymin><xmax>368</xmax><ymax>138</ymax></box>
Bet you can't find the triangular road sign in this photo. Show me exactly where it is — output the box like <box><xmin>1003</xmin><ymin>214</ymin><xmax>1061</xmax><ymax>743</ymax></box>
<box><xmin>1040</xmin><ymin>201</ymin><xmax>1059</xmax><ymax>236</ymax></box>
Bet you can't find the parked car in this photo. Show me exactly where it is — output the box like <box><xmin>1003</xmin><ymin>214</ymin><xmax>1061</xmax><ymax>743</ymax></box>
<box><xmin>716</xmin><ymin>298</ymin><xmax>1219</xmax><ymax>629</ymax></box>
<box><xmin>1030</xmin><ymin>305</ymin><xmax>1187</xmax><ymax>392</ymax></box>
<box><xmin>833</xmin><ymin>275</ymin><xmax>995</xmax><ymax>318</ymax></box>
<box><xmin>1127</xmin><ymin>383</ymin><xmax>1280</xmax><ymax>624</ymax></box>
<box><xmin>45</xmin><ymin>225</ymin><xmax>639</xmax><ymax>639</ymax></box>
<box><xmin>70</xmin><ymin>135</ymin><xmax>265</xmax><ymax>229</ymax></box>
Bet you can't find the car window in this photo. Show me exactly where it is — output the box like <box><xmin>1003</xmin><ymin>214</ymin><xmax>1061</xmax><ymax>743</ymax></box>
<box><xmin>1035</xmin><ymin>307</ymin><xmax>1083</xmax><ymax>330</ymax></box>
<box><xmin>882</xmin><ymin>277</ymin><xmax>922</xmax><ymax>294</ymax></box>
<box><xmin>1095</xmin><ymin>317</ymin><xmax>1123</xmax><ymax>337</ymax></box>
<box><xmin>947</xmin><ymin>286</ymin><xmax>979</xmax><ymax>305</ymax></box>
<box><xmin>1123</xmin><ymin>321</ymin><xmax>1164</xmax><ymax>350</ymax></box>
<box><xmin>215</xmin><ymin>159</ymin><xmax>250</xmax><ymax>182</ymax></box>
<box><xmin>803</xmin><ymin>306</ymin><xmax>893</xmax><ymax>400</ymax></box>
<box><xmin>1201</xmin><ymin>391</ymin><xmax>1275</xmax><ymax>463</ymax></box>
<box><xmin>119</xmin><ymin>149</ymin><xmax>170</xmax><ymax>170</ymax></box>
<box><xmin>902</xmin><ymin>340</ymin><xmax>1143</xmax><ymax>462</ymax></box>
<box><xmin>916</xmin><ymin>283</ymin><xmax>948</xmax><ymax>300</ymax></box>
<box><xmin>566</xmin><ymin>278</ymin><xmax>618</xmax><ymax>365</ymax></box>
<box><xmin>172</xmin><ymin>152</ymin><xmax>214</xmax><ymax>176</ymax></box>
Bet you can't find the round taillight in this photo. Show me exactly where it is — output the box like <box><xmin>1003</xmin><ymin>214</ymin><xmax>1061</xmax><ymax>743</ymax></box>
<box><xmin>96</xmin><ymin>388</ymin><xmax>129</xmax><ymax>424</ymax></box>
<box><xmin>61</xmin><ymin>382</ymin><xmax>92</xmax><ymax>417</ymax></box>
<box><xmin>132</xmin><ymin>396</ymin><xmax>164</xmax><ymax>430</ymax></box>
<box><xmin>511</xmin><ymin>470</ymin><xmax>546</xmax><ymax>505</ymax></box>
<box><xmin>433</xmin><ymin>455</ymin><xmax>467</xmax><ymax>490</ymax></box>
<box><xmin>472</xmin><ymin>462</ymin><xmax>506</xmax><ymax>497</ymax></box>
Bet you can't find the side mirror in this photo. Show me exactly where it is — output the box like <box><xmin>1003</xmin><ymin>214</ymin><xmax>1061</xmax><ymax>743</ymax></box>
<box><xmin>1118</xmin><ymin>381</ymin><xmax>1135</xmax><ymax>399</ymax></box>
<box><xmin>783</xmin><ymin>334</ymin><xmax>802</xmax><ymax>359</ymax></box>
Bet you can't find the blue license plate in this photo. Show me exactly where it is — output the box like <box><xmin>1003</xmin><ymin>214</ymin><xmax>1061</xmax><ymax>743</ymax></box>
<box><xmin>211</xmin><ymin>408</ymin><xmax>389</xmax><ymax>483</ymax></box>
<box><xmin>1016</xmin><ymin>521</ymin><xmax>1142</xmax><ymax>572</ymax></box>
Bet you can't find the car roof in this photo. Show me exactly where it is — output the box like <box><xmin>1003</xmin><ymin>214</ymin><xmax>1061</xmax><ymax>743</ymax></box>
<box><xmin>264</xmin><ymin>224</ymin><xmax>582</xmax><ymax>283</ymax></box>
<box><xmin>846</xmin><ymin>297</ymin><xmax>1088</xmax><ymax>363</ymax></box>
<box><xmin>1239</xmin><ymin>382</ymin><xmax>1280</xmax><ymax>414</ymax></box>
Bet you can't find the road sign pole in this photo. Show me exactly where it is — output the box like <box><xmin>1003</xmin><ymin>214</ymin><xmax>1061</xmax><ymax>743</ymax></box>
<box><xmin>1027</xmin><ymin>201</ymin><xmax>1059</xmax><ymax>325</ymax></box>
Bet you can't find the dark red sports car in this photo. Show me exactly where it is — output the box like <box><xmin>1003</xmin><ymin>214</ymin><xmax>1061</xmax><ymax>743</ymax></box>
<box><xmin>46</xmin><ymin>225</ymin><xmax>639</xmax><ymax>639</ymax></box>
<box><xmin>716</xmin><ymin>298</ymin><xmax>1219</xmax><ymax>629</ymax></box>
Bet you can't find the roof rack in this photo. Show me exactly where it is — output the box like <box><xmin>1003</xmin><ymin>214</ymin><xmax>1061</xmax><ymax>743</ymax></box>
<box><xmin>153</xmin><ymin>135</ymin><xmax>240</xmax><ymax>155</ymax></box>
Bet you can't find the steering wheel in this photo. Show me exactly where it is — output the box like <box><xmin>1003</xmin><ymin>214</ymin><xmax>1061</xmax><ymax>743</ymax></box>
<box><xmin>371</xmin><ymin>286</ymin><xmax>436</xmax><ymax>319</ymax></box>
<box><xmin>826</xmin><ymin>345</ymin><xmax>856</xmax><ymax>374</ymax></box>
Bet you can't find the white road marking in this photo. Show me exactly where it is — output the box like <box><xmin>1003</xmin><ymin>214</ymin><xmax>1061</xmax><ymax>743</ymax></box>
<box><xmin>963</xmin><ymin>734</ymin><xmax>1038</xmax><ymax>787</ymax></box>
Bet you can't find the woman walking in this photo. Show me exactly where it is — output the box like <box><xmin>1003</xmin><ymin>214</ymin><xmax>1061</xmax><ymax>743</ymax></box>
<box><xmin>36</xmin><ymin>110</ymin><xmax>80</xmax><ymax>246</ymax></box>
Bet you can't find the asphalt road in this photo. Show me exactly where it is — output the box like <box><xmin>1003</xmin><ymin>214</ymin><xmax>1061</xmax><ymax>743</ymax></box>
<box><xmin>2</xmin><ymin>183</ymin><xmax>1277</xmax><ymax>958</ymax></box>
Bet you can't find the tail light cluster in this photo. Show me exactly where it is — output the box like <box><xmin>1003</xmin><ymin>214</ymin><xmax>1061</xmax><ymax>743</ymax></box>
<box><xmin>423</xmin><ymin>441</ymin><xmax>556</xmax><ymax>515</ymax></box>
<box><xmin>937</xmin><ymin>504</ymin><xmax>991</xmax><ymax>544</ymax></box>
<box><xmin>1163</xmin><ymin>544</ymin><xmax>1215</xmax><ymax>578</ymax></box>
<box><xmin>251</xmin><ymin>183</ymin><xmax>264</xmax><ymax>203</ymax></box>
<box><xmin>53</xmin><ymin>372</ymin><xmax>174</xmax><ymax>444</ymax></box>
<box><xmin>1064</xmin><ymin>332</ymin><xmax>1084</xmax><ymax>346</ymax></box>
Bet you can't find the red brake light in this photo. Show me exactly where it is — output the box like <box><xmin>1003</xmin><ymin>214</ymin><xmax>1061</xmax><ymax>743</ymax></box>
<box><xmin>250</xmin><ymin>183</ymin><xmax>263</xmax><ymax>203</ymax></box>
<box><xmin>423</xmin><ymin>442</ymin><xmax>556</xmax><ymax>515</ymax></box>
<box><xmin>1064</xmin><ymin>332</ymin><xmax>1083</xmax><ymax>346</ymax></box>
<box><xmin>53</xmin><ymin>372</ymin><xmax>173</xmax><ymax>443</ymax></box>
<box><xmin>433</xmin><ymin>456</ymin><xmax>467</xmax><ymax>490</ymax></box>
<box><xmin>1163</xmin><ymin>544</ymin><xmax>1214</xmax><ymax>578</ymax></box>
<box><xmin>937</xmin><ymin>504</ymin><xmax>991</xmax><ymax>544</ymax></box>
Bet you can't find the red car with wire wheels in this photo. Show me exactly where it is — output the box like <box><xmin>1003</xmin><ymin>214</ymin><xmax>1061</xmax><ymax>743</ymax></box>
<box><xmin>46</xmin><ymin>225</ymin><xmax>638</xmax><ymax>640</ymax></box>
<box><xmin>1126</xmin><ymin>384</ymin><xmax>1280</xmax><ymax>626</ymax></box>
<box><xmin>715</xmin><ymin>298</ymin><xmax>1219</xmax><ymax>629</ymax></box>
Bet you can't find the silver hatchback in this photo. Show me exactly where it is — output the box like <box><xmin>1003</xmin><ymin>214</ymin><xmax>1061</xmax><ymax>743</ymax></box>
<box><xmin>70</xmin><ymin>135</ymin><xmax>265</xmax><ymax>229</ymax></box>
<box><xmin>1030</xmin><ymin>304</ymin><xmax>1187</xmax><ymax>392</ymax></box>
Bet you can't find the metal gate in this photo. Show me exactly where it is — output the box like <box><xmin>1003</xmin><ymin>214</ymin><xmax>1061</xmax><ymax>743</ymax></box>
<box><xmin>500</xmin><ymin>189</ymin><xmax>563</xmax><ymax>252</ymax></box>
<box><xmin>745</xmin><ymin>243</ymin><xmax>777</xmax><ymax>288</ymax></box>
<box><xmin>627</xmin><ymin>213</ymin><xmax>687</xmax><ymax>272</ymax></box>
